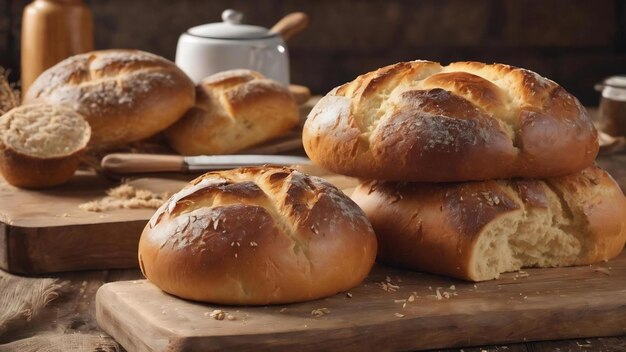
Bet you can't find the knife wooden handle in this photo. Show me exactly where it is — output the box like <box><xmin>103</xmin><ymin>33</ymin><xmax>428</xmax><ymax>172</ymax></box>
<box><xmin>270</xmin><ymin>12</ymin><xmax>309</xmax><ymax>41</ymax></box>
<box><xmin>101</xmin><ymin>154</ymin><xmax>185</xmax><ymax>174</ymax></box>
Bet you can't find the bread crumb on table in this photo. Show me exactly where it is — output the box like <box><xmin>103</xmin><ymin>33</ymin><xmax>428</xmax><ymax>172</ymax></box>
<box><xmin>379</xmin><ymin>276</ymin><xmax>401</xmax><ymax>292</ymax></box>
<box><xmin>435</xmin><ymin>288</ymin><xmax>443</xmax><ymax>300</ymax></box>
<box><xmin>429</xmin><ymin>287</ymin><xmax>454</xmax><ymax>301</ymax></box>
<box><xmin>311</xmin><ymin>308</ymin><xmax>331</xmax><ymax>317</ymax></box>
<box><xmin>209</xmin><ymin>309</ymin><xmax>226</xmax><ymax>320</ymax></box>
<box><xmin>78</xmin><ymin>183</ymin><xmax>170</xmax><ymax>212</ymax></box>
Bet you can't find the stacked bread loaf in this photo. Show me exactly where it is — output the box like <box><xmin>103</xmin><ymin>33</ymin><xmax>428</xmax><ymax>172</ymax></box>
<box><xmin>303</xmin><ymin>60</ymin><xmax>626</xmax><ymax>281</ymax></box>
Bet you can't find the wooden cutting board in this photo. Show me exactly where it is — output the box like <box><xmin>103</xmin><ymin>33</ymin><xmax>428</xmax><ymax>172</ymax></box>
<box><xmin>0</xmin><ymin>165</ymin><xmax>355</xmax><ymax>274</ymax></box>
<box><xmin>96</xmin><ymin>252</ymin><xmax>626</xmax><ymax>352</ymax></box>
<box><xmin>0</xmin><ymin>171</ymin><xmax>191</xmax><ymax>274</ymax></box>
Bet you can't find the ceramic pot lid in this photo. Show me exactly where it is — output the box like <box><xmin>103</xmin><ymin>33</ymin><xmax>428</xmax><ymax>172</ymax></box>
<box><xmin>187</xmin><ymin>9</ymin><xmax>277</xmax><ymax>39</ymax></box>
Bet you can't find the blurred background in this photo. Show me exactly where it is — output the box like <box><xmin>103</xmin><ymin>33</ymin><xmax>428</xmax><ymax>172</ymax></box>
<box><xmin>1</xmin><ymin>0</ymin><xmax>625</xmax><ymax>105</ymax></box>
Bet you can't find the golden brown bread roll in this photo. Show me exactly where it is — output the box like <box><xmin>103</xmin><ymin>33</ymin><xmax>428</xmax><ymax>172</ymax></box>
<box><xmin>23</xmin><ymin>49</ymin><xmax>195</xmax><ymax>149</ymax></box>
<box><xmin>0</xmin><ymin>104</ymin><xmax>91</xmax><ymax>188</ymax></box>
<box><xmin>165</xmin><ymin>69</ymin><xmax>299</xmax><ymax>155</ymax></box>
<box><xmin>303</xmin><ymin>61</ymin><xmax>598</xmax><ymax>182</ymax></box>
<box><xmin>351</xmin><ymin>166</ymin><xmax>626</xmax><ymax>281</ymax></box>
<box><xmin>138</xmin><ymin>166</ymin><xmax>377</xmax><ymax>304</ymax></box>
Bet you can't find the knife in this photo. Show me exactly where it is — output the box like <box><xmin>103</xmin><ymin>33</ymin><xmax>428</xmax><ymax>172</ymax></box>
<box><xmin>101</xmin><ymin>153</ymin><xmax>311</xmax><ymax>175</ymax></box>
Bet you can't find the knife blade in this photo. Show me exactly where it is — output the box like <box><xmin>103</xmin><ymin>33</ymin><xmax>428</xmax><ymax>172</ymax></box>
<box><xmin>184</xmin><ymin>154</ymin><xmax>311</xmax><ymax>171</ymax></box>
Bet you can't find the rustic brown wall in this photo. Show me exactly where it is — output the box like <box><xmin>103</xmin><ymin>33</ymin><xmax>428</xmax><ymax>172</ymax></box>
<box><xmin>2</xmin><ymin>0</ymin><xmax>625</xmax><ymax>105</ymax></box>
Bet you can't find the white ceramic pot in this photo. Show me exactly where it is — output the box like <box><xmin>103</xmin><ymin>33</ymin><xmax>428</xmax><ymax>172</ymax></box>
<box><xmin>176</xmin><ymin>9</ymin><xmax>290</xmax><ymax>85</ymax></box>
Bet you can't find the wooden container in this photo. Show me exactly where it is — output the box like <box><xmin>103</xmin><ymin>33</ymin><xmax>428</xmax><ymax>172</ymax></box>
<box><xmin>20</xmin><ymin>0</ymin><xmax>93</xmax><ymax>95</ymax></box>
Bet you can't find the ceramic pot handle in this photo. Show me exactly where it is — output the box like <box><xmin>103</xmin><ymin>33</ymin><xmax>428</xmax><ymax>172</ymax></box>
<box><xmin>270</xmin><ymin>12</ymin><xmax>309</xmax><ymax>41</ymax></box>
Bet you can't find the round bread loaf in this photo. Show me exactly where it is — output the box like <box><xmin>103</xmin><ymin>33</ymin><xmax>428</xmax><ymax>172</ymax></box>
<box><xmin>138</xmin><ymin>166</ymin><xmax>377</xmax><ymax>304</ymax></box>
<box><xmin>0</xmin><ymin>104</ymin><xmax>91</xmax><ymax>188</ymax></box>
<box><xmin>23</xmin><ymin>49</ymin><xmax>195</xmax><ymax>149</ymax></box>
<box><xmin>165</xmin><ymin>69</ymin><xmax>299</xmax><ymax>155</ymax></box>
<box><xmin>303</xmin><ymin>61</ymin><xmax>598</xmax><ymax>182</ymax></box>
<box><xmin>351</xmin><ymin>166</ymin><xmax>626</xmax><ymax>281</ymax></box>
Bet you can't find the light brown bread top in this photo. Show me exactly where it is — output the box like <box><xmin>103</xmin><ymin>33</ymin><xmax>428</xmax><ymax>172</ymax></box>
<box><xmin>304</xmin><ymin>61</ymin><xmax>598</xmax><ymax>182</ymax></box>
<box><xmin>23</xmin><ymin>49</ymin><xmax>195</xmax><ymax>149</ymax></box>
<box><xmin>139</xmin><ymin>166</ymin><xmax>377</xmax><ymax>304</ymax></box>
<box><xmin>351</xmin><ymin>166</ymin><xmax>626</xmax><ymax>281</ymax></box>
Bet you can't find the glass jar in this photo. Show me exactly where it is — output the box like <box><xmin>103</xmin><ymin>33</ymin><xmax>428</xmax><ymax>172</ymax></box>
<box><xmin>597</xmin><ymin>76</ymin><xmax>626</xmax><ymax>137</ymax></box>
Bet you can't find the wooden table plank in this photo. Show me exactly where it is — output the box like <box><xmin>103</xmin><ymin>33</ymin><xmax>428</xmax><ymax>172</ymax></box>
<box><xmin>527</xmin><ymin>337</ymin><xmax>626</xmax><ymax>352</ymax></box>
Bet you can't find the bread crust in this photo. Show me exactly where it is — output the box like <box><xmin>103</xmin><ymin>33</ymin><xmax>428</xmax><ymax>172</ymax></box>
<box><xmin>0</xmin><ymin>147</ymin><xmax>86</xmax><ymax>188</ymax></box>
<box><xmin>351</xmin><ymin>166</ymin><xmax>626</xmax><ymax>281</ymax></box>
<box><xmin>23</xmin><ymin>49</ymin><xmax>195</xmax><ymax>150</ymax></box>
<box><xmin>303</xmin><ymin>61</ymin><xmax>598</xmax><ymax>182</ymax></box>
<box><xmin>138</xmin><ymin>166</ymin><xmax>377</xmax><ymax>304</ymax></box>
<box><xmin>165</xmin><ymin>69</ymin><xmax>299</xmax><ymax>155</ymax></box>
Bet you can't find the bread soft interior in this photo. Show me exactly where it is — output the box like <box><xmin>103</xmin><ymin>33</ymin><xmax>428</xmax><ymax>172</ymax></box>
<box><xmin>0</xmin><ymin>104</ymin><xmax>90</xmax><ymax>157</ymax></box>
<box><xmin>470</xmin><ymin>182</ymin><xmax>585</xmax><ymax>281</ymax></box>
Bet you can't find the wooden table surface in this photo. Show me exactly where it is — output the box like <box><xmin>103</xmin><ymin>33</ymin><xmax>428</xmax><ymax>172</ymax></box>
<box><xmin>19</xmin><ymin>268</ymin><xmax>626</xmax><ymax>352</ymax></box>
<box><xmin>3</xmin><ymin>151</ymin><xmax>626</xmax><ymax>352</ymax></box>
